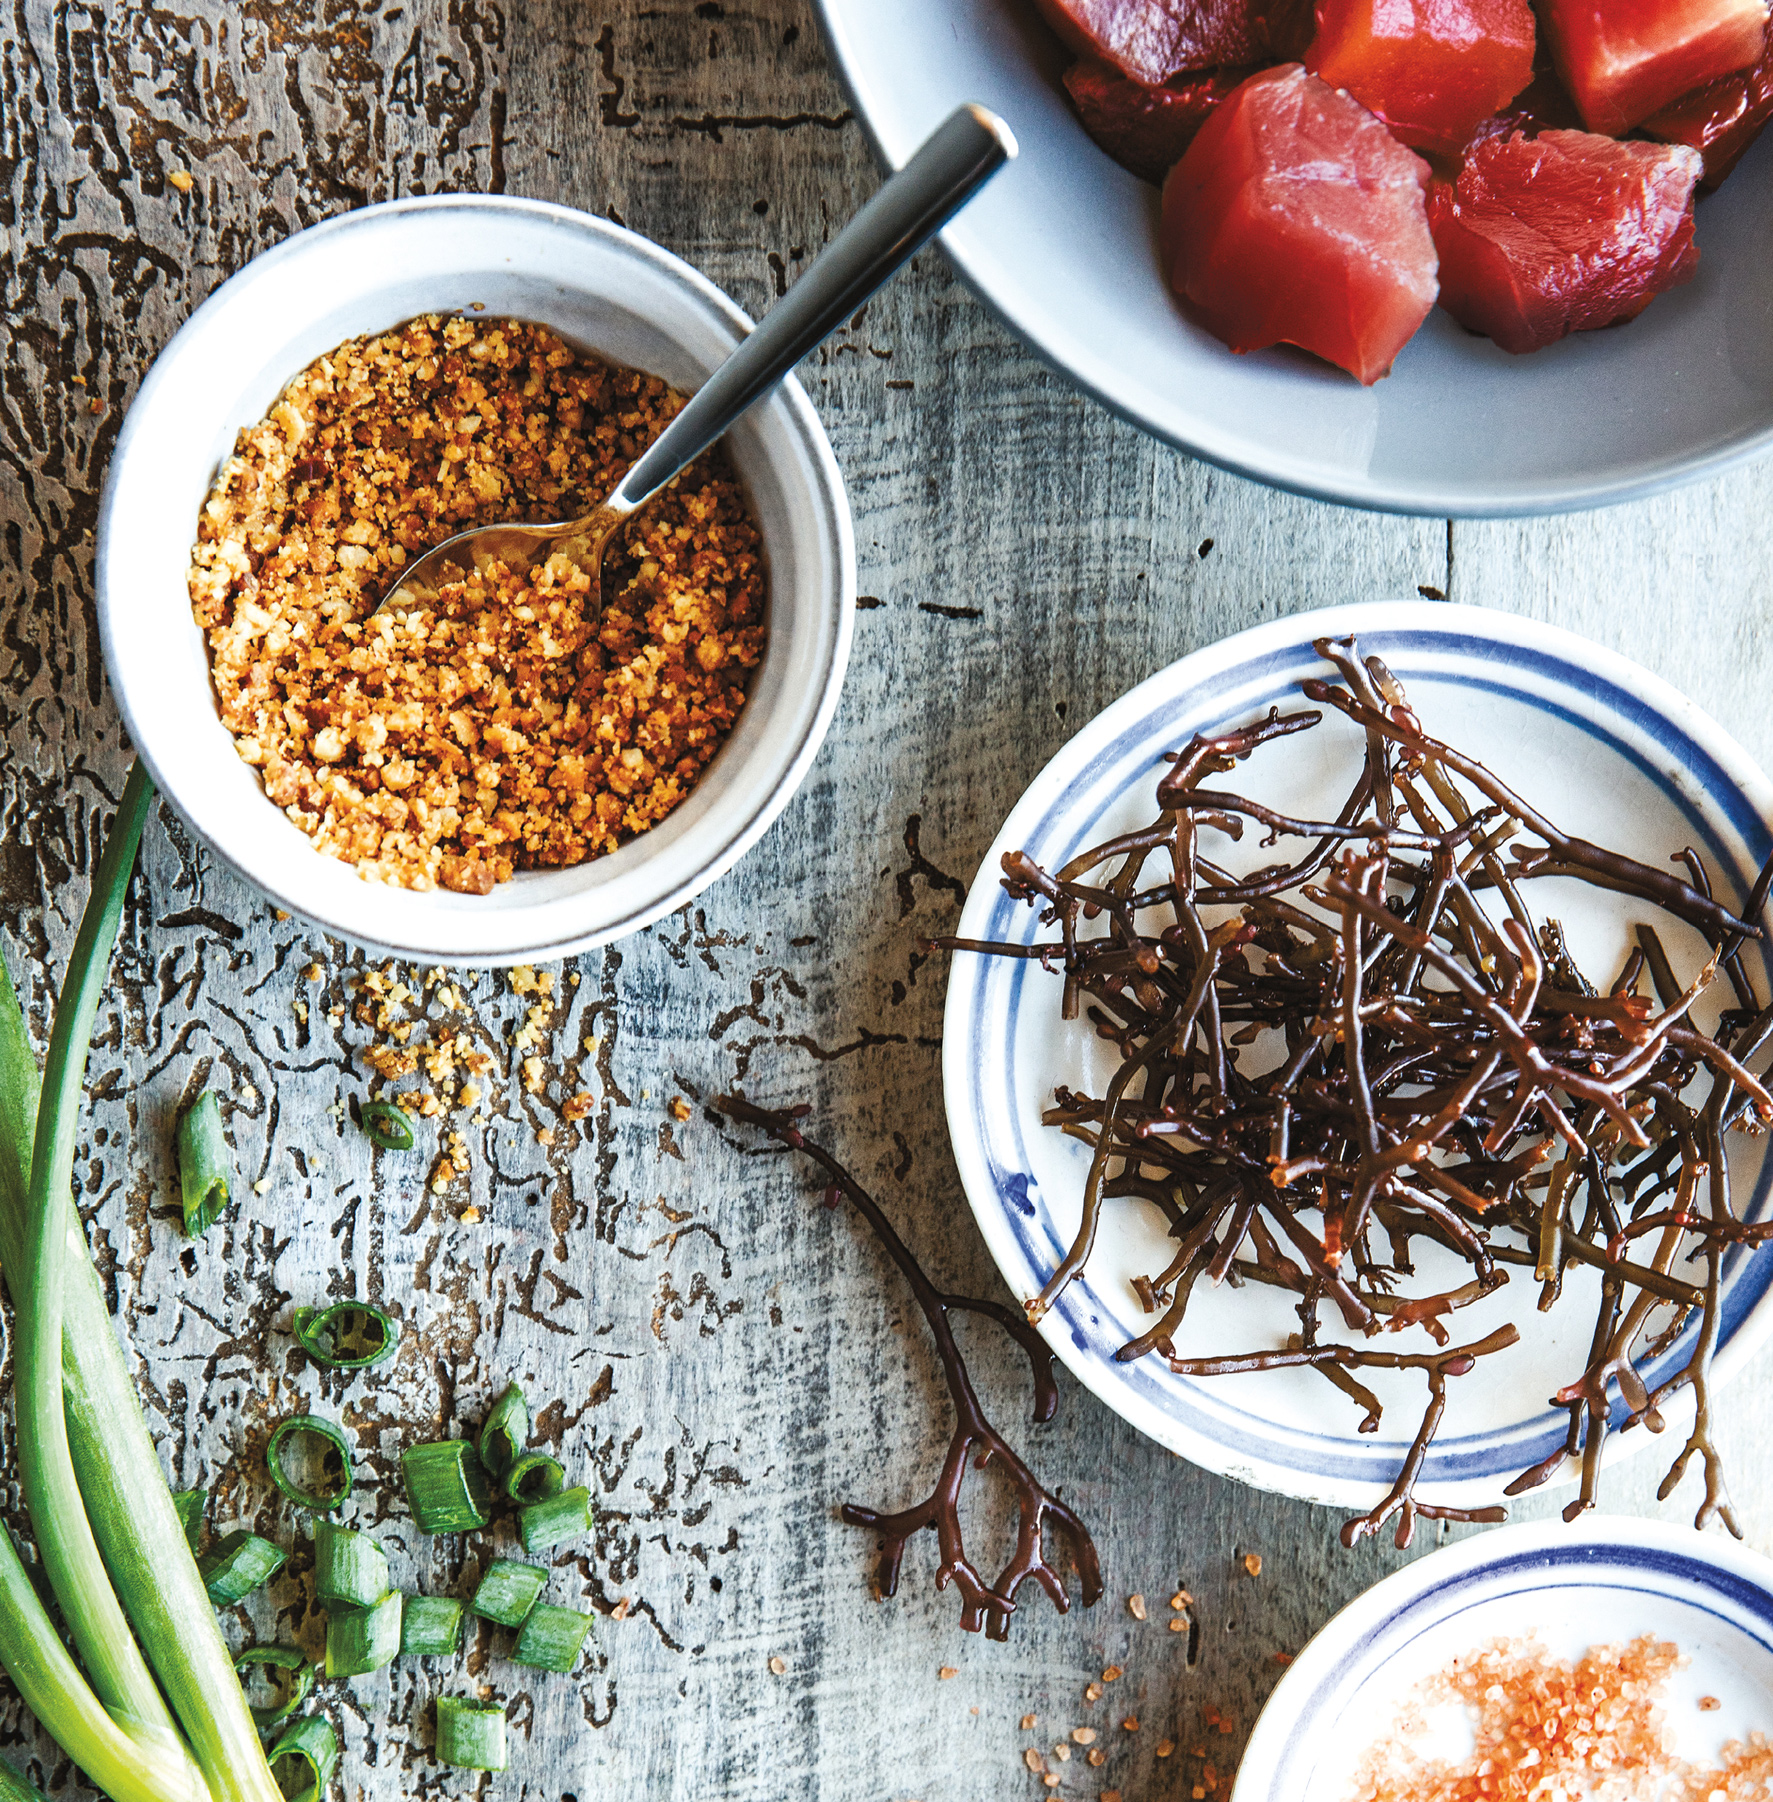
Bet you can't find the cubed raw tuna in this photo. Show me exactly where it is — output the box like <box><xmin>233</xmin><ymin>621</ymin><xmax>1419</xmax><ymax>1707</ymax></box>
<box><xmin>1642</xmin><ymin>17</ymin><xmax>1773</xmax><ymax>186</ymax></box>
<box><xmin>1306</xmin><ymin>0</ymin><xmax>1537</xmax><ymax>152</ymax></box>
<box><xmin>1540</xmin><ymin>0</ymin><xmax>1768</xmax><ymax>135</ymax></box>
<box><xmin>1035</xmin><ymin>0</ymin><xmax>1312</xmax><ymax>84</ymax></box>
<box><xmin>1160</xmin><ymin>65</ymin><xmax>1439</xmax><ymax>384</ymax></box>
<box><xmin>1064</xmin><ymin>57</ymin><xmax>1254</xmax><ymax>180</ymax></box>
<box><xmin>1427</xmin><ymin>130</ymin><xmax>1703</xmax><ymax>353</ymax></box>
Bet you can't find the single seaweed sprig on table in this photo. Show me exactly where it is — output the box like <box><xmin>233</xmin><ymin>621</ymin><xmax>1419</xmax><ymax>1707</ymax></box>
<box><xmin>930</xmin><ymin>635</ymin><xmax>1773</xmax><ymax>1546</ymax></box>
<box><xmin>719</xmin><ymin>1094</ymin><xmax>1103</xmax><ymax>1640</ymax></box>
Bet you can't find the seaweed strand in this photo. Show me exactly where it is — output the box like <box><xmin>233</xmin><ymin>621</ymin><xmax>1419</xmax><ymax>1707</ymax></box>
<box><xmin>719</xmin><ymin>1095</ymin><xmax>1103</xmax><ymax>1639</ymax></box>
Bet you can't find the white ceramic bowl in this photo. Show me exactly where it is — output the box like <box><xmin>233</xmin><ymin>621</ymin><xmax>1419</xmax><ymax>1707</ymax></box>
<box><xmin>943</xmin><ymin>602</ymin><xmax>1773</xmax><ymax>1514</ymax></box>
<box><xmin>815</xmin><ymin>0</ymin><xmax>1773</xmax><ymax>516</ymax></box>
<box><xmin>98</xmin><ymin>195</ymin><xmax>855</xmax><ymax>965</ymax></box>
<box><xmin>1234</xmin><ymin>1517</ymin><xmax>1773</xmax><ymax>1801</ymax></box>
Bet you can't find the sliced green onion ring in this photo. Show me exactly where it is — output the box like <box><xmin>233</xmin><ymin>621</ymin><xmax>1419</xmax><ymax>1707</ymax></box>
<box><xmin>399</xmin><ymin>1594</ymin><xmax>464</xmax><ymax>1658</ymax></box>
<box><xmin>520</xmin><ymin>1485</ymin><xmax>592</xmax><ymax>1555</ymax></box>
<box><xmin>324</xmin><ymin>1592</ymin><xmax>401</xmax><ymax>1679</ymax></box>
<box><xmin>401</xmin><ymin>1439</ymin><xmax>491</xmax><ymax>1534</ymax></box>
<box><xmin>198</xmin><ymin>1530</ymin><xmax>287</xmax><ymax>1606</ymax></box>
<box><xmin>504</xmin><ymin>1451</ymin><xmax>564</xmax><ymax>1505</ymax></box>
<box><xmin>177</xmin><ymin>1092</ymin><xmax>233</xmax><ymax>1236</ymax></box>
<box><xmin>511</xmin><ymin>1601</ymin><xmax>593</xmax><ymax>1674</ymax></box>
<box><xmin>291</xmin><ymin>1303</ymin><xmax>398</xmax><ymax>1372</ymax></box>
<box><xmin>469</xmin><ymin>1560</ymin><xmax>545</xmax><ymax>1628</ymax></box>
<box><xmin>266</xmin><ymin>1415</ymin><xmax>353</xmax><ymax>1513</ymax></box>
<box><xmin>434</xmin><ymin>1696</ymin><xmax>506</xmax><ymax>1771</ymax></box>
<box><xmin>476</xmin><ymin>1382</ymin><xmax>528</xmax><ymax>1479</ymax></box>
<box><xmin>268</xmin><ymin>1714</ymin><xmax>339</xmax><ymax>1802</ymax></box>
<box><xmin>357</xmin><ymin>1099</ymin><xmax>414</xmax><ymax>1152</ymax></box>
<box><xmin>233</xmin><ymin>1646</ymin><xmax>315</xmax><ymax>1733</ymax></box>
<box><xmin>172</xmin><ymin>1485</ymin><xmax>207</xmax><ymax>1551</ymax></box>
<box><xmin>312</xmin><ymin>1521</ymin><xmax>388</xmax><ymax>1611</ymax></box>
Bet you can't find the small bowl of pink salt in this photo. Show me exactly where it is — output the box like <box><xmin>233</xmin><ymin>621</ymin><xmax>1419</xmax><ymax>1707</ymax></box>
<box><xmin>1233</xmin><ymin>1517</ymin><xmax>1773</xmax><ymax>1802</ymax></box>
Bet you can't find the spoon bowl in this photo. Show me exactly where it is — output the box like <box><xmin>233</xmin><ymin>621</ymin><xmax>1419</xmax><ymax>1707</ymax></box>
<box><xmin>380</xmin><ymin>505</ymin><xmax>630</xmax><ymax>614</ymax></box>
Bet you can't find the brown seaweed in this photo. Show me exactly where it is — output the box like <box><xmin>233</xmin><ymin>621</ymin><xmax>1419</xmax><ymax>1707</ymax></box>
<box><xmin>929</xmin><ymin>635</ymin><xmax>1773</xmax><ymax>1545</ymax></box>
<box><xmin>719</xmin><ymin>1094</ymin><xmax>1103</xmax><ymax>1639</ymax></box>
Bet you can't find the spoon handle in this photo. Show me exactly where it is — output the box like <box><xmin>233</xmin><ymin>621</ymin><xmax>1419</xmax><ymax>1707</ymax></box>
<box><xmin>611</xmin><ymin>102</ymin><xmax>1017</xmax><ymax>515</ymax></box>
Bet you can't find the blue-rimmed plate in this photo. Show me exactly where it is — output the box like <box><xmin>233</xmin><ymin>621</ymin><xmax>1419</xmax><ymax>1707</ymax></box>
<box><xmin>941</xmin><ymin>602</ymin><xmax>1773</xmax><ymax>1512</ymax></box>
<box><xmin>1234</xmin><ymin>1517</ymin><xmax>1773</xmax><ymax>1800</ymax></box>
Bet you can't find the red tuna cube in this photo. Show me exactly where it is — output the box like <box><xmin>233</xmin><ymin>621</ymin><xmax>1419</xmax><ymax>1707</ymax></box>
<box><xmin>1034</xmin><ymin>0</ymin><xmax>1312</xmax><ymax>84</ymax></box>
<box><xmin>1642</xmin><ymin>17</ymin><xmax>1773</xmax><ymax>186</ymax></box>
<box><xmin>1307</xmin><ymin>0</ymin><xmax>1537</xmax><ymax>153</ymax></box>
<box><xmin>1160</xmin><ymin>64</ymin><xmax>1439</xmax><ymax>384</ymax></box>
<box><xmin>1064</xmin><ymin>57</ymin><xmax>1254</xmax><ymax>180</ymax></box>
<box><xmin>1427</xmin><ymin>129</ymin><xmax>1703</xmax><ymax>353</ymax></box>
<box><xmin>1540</xmin><ymin>0</ymin><xmax>1768</xmax><ymax>135</ymax></box>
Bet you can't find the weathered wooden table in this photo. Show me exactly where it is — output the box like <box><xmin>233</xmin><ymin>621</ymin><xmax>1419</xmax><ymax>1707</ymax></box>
<box><xmin>7</xmin><ymin>4</ymin><xmax>1773</xmax><ymax>1799</ymax></box>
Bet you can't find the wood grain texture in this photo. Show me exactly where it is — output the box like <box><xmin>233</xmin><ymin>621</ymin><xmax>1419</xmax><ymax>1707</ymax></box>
<box><xmin>3</xmin><ymin>3</ymin><xmax>1773</xmax><ymax>1800</ymax></box>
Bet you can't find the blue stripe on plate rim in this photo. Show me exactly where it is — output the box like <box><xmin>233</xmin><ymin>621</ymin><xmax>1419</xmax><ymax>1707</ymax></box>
<box><xmin>1238</xmin><ymin>1518</ymin><xmax>1773</xmax><ymax>1801</ymax></box>
<box><xmin>947</xmin><ymin>607</ymin><xmax>1773</xmax><ymax>1496</ymax></box>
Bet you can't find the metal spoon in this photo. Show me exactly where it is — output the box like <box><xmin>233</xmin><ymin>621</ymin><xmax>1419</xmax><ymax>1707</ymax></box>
<box><xmin>375</xmin><ymin>103</ymin><xmax>1017</xmax><ymax>614</ymax></box>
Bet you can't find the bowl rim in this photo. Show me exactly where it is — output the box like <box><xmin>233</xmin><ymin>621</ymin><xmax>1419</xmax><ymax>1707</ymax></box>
<box><xmin>812</xmin><ymin>0</ymin><xmax>1773</xmax><ymax>520</ymax></box>
<box><xmin>1231</xmin><ymin>1514</ymin><xmax>1773</xmax><ymax>1800</ymax></box>
<box><xmin>97</xmin><ymin>192</ymin><xmax>856</xmax><ymax>964</ymax></box>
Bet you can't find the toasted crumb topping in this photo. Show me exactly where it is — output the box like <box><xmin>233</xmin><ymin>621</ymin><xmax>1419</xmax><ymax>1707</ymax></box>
<box><xmin>188</xmin><ymin>314</ymin><xmax>765</xmax><ymax>893</ymax></box>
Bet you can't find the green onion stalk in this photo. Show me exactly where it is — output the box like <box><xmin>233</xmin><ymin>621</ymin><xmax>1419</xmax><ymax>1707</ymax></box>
<box><xmin>0</xmin><ymin>762</ymin><xmax>281</xmax><ymax>1802</ymax></box>
<box><xmin>0</xmin><ymin>1760</ymin><xmax>55</xmax><ymax>1802</ymax></box>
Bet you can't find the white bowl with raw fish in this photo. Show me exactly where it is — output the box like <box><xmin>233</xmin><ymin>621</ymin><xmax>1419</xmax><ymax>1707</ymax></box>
<box><xmin>815</xmin><ymin>0</ymin><xmax>1773</xmax><ymax>514</ymax></box>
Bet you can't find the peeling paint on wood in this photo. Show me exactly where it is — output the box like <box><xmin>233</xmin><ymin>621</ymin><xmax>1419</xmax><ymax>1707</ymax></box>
<box><xmin>7</xmin><ymin>3</ymin><xmax>1773</xmax><ymax>1799</ymax></box>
